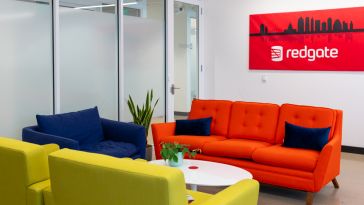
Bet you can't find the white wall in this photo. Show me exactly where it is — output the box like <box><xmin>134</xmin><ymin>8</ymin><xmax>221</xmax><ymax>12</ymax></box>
<box><xmin>204</xmin><ymin>0</ymin><xmax>364</xmax><ymax>148</ymax></box>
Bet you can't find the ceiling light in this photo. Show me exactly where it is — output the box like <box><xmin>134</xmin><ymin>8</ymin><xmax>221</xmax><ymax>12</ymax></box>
<box><xmin>74</xmin><ymin>2</ymin><xmax>138</xmax><ymax>10</ymax></box>
<box><xmin>123</xmin><ymin>2</ymin><xmax>138</xmax><ymax>6</ymax></box>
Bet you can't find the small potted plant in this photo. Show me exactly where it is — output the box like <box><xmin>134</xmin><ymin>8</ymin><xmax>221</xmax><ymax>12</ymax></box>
<box><xmin>160</xmin><ymin>142</ymin><xmax>197</xmax><ymax>167</ymax></box>
<box><xmin>127</xmin><ymin>89</ymin><xmax>159</xmax><ymax>161</ymax></box>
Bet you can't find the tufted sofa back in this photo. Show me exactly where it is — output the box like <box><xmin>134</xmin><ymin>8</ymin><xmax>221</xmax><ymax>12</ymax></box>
<box><xmin>189</xmin><ymin>100</ymin><xmax>233</xmax><ymax>136</ymax></box>
<box><xmin>275</xmin><ymin>104</ymin><xmax>337</xmax><ymax>144</ymax></box>
<box><xmin>227</xmin><ymin>102</ymin><xmax>280</xmax><ymax>144</ymax></box>
<box><xmin>188</xmin><ymin>100</ymin><xmax>339</xmax><ymax>145</ymax></box>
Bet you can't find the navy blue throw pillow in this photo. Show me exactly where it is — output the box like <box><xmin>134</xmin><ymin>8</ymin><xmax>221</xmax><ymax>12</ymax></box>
<box><xmin>283</xmin><ymin>122</ymin><xmax>330</xmax><ymax>151</ymax></box>
<box><xmin>36</xmin><ymin>107</ymin><xmax>104</xmax><ymax>146</ymax></box>
<box><xmin>175</xmin><ymin>117</ymin><xmax>212</xmax><ymax>136</ymax></box>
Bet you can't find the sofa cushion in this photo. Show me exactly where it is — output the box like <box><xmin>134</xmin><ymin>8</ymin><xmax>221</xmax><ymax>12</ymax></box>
<box><xmin>160</xmin><ymin>135</ymin><xmax>226</xmax><ymax>150</ymax></box>
<box><xmin>276</xmin><ymin>104</ymin><xmax>337</xmax><ymax>144</ymax></box>
<box><xmin>252</xmin><ymin>145</ymin><xmax>320</xmax><ymax>172</ymax></box>
<box><xmin>228</xmin><ymin>102</ymin><xmax>280</xmax><ymax>143</ymax></box>
<box><xmin>283</xmin><ymin>122</ymin><xmax>330</xmax><ymax>151</ymax></box>
<box><xmin>175</xmin><ymin>117</ymin><xmax>212</xmax><ymax>136</ymax></box>
<box><xmin>202</xmin><ymin>139</ymin><xmax>271</xmax><ymax>159</ymax></box>
<box><xmin>80</xmin><ymin>140</ymin><xmax>138</xmax><ymax>158</ymax></box>
<box><xmin>36</xmin><ymin>107</ymin><xmax>104</xmax><ymax>146</ymax></box>
<box><xmin>189</xmin><ymin>100</ymin><xmax>233</xmax><ymax>136</ymax></box>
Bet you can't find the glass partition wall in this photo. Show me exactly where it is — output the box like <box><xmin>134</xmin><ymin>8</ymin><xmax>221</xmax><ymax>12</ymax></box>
<box><xmin>59</xmin><ymin>0</ymin><xmax>119</xmax><ymax>120</ymax></box>
<box><xmin>123</xmin><ymin>0</ymin><xmax>166</xmax><ymax>144</ymax></box>
<box><xmin>0</xmin><ymin>0</ymin><xmax>166</xmax><ymax>140</ymax></box>
<box><xmin>0</xmin><ymin>0</ymin><xmax>53</xmax><ymax>138</ymax></box>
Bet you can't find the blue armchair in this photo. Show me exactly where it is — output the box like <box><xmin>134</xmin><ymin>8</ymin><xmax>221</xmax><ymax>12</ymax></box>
<box><xmin>22</xmin><ymin>108</ymin><xmax>146</xmax><ymax>159</ymax></box>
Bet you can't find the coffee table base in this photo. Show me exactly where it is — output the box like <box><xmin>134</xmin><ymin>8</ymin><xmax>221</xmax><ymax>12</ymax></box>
<box><xmin>189</xmin><ymin>184</ymin><xmax>198</xmax><ymax>191</ymax></box>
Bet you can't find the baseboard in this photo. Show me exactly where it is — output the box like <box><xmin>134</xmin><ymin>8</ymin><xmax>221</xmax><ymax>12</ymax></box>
<box><xmin>174</xmin><ymin>111</ymin><xmax>189</xmax><ymax>117</ymax></box>
<box><xmin>342</xmin><ymin>145</ymin><xmax>364</xmax><ymax>155</ymax></box>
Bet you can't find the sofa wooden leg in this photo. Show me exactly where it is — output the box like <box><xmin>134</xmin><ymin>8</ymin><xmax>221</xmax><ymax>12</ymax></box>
<box><xmin>332</xmin><ymin>178</ymin><xmax>340</xmax><ymax>189</ymax></box>
<box><xmin>306</xmin><ymin>192</ymin><xmax>314</xmax><ymax>205</ymax></box>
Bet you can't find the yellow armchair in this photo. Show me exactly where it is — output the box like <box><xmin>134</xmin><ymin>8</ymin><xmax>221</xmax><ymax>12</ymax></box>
<box><xmin>46</xmin><ymin>149</ymin><xmax>259</xmax><ymax>205</ymax></box>
<box><xmin>0</xmin><ymin>137</ymin><xmax>59</xmax><ymax>205</ymax></box>
<box><xmin>189</xmin><ymin>180</ymin><xmax>260</xmax><ymax>205</ymax></box>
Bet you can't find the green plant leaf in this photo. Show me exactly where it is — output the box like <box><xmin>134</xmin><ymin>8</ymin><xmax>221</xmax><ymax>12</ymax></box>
<box><xmin>145</xmin><ymin>91</ymin><xmax>150</xmax><ymax>112</ymax></box>
<box><xmin>127</xmin><ymin>96</ymin><xmax>140</xmax><ymax>124</ymax></box>
<box><xmin>153</xmin><ymin>98</ymin><xmax>159</xmax><ymax>109</ymax></box>
<box><xmin>136</xmin><ymin>105</ymin><xmax>141</xmax><ymax>116</ymax></box>
<box><xmin>160</xmin><ymin>142</ymin><xmax>196</xmax><ymax>162</ymax></box>
<box><xmin>127</xmin><ymin>89</ymin><xmax>159</xmax><ymax>143</ymax></box>
<box><xmin>161</xmin><ymin>149</ymin><xmax>168</xmax><ymax>160</ymax></box>
<box><xmin>182</xmin><ymin>147</ymin><xmax>189</xmax><ymax>155</ymax></box>
<box><xmin>172</xmin><ymin>155</ymin><xmax>178</xmax><ymax>162</ymax></box>
<box><xmin>140</xmin><ymin>106</ymin><xmax>150</xmax><ymax>125</ymax></box>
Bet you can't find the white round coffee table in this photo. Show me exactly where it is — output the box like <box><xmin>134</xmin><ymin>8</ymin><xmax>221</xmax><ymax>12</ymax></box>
<box><xmin>150</xmin><ymin>159</ymin><xmax>252</xmax><ymax>191</ymax></box>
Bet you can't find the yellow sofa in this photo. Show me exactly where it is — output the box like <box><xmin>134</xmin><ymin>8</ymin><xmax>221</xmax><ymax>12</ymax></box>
<box><xmin>0</xmin><ymin>137</ymin><xmax>59</xmax><ymax>205</ymax></box>
<box><xmin>46</xmin><ymin>149</ymin><xmax>260</xmax><ymax>205</ymax></box>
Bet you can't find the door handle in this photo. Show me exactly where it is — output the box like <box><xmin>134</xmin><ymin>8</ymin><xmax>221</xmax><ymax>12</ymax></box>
<box><xmin>171</xmin><ymin>84</ymin><xmax>181</xmax><ymax>95</ymax></box>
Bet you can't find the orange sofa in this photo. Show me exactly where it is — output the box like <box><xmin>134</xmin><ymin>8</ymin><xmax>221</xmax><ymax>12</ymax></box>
<box><xmin>152</xmin><ymin>100</ymin><xmax>342</xmax><ymax>205</ymax></box>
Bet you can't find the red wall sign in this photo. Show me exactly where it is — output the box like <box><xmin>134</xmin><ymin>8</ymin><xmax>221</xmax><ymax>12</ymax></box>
<box><xmin>249</xmin><ymin>7</ymin><xmax>364</xmax><ymax>71</ymax></box>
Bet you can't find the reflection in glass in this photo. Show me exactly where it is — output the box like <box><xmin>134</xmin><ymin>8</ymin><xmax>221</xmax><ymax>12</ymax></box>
<box><xmin>174</xmin><ymin>1</ymin><xmax>199</xmax><ymax>120</ymax></box>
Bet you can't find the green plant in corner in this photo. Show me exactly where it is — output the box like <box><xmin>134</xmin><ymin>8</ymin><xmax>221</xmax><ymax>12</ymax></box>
<box><xmin>127</xmin><ymin>90</ymin><xmax>159</xmax><ymax>139</ymax></box>
<box><xmin>160</xmin><ymin>142</ymin><xmax>197</xmax><ymax>163</ymax></box>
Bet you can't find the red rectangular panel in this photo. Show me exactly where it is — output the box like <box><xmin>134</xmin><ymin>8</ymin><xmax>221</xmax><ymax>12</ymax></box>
<box><xmin>249</xmin><ymin>7</ymin><xmax>364</xmax><ymax>71</ymax></box>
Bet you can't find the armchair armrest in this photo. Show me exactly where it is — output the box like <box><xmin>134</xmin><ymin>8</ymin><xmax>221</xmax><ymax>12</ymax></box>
<box><xmin>41</xmin><ymin>144</ymin><xmax>60</xmax><ymax>155</ymax></box>
<box><xmin>22</xmin><ymin>126</ymin><xmax>79</xmax><ymax>150</ymax></box>
<box><xmin>101</xmin><ymin>118</ymin><xmax>146</xmax><ymax>158</ymax></box>
<box><xmin>27</xmin><ymin>180</ymin><xmax>51</xmax><ymax>205</ymax></box>
<box><xmin>313</xmin><ymin>110</ymin><xmax>343</xmax><ymax>192</ymax></box>
<box><xmin>313</xmin><ymin>135</ymin><xmax>341</xmax><ymax>191</ymax></box>
<box><xmin>200</xmin><ymin>179</ymin><xmax>259</xmax><ymax>205</ymax></box>
<box><xmin>151</xmin><ymin>122</ymin><xmax>176</xmax><ymax>159</ymax></box>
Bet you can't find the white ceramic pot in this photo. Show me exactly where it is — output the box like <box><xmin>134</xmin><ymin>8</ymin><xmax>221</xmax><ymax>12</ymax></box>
<box><xmin>168</xmin><ymin>152</ymin><xmax>183</xmax><ymax>167</ymax></box>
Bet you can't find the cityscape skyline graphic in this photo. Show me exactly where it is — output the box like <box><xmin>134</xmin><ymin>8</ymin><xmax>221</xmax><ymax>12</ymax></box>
<box><xmin>250</xmin><ymin>16</ymin><xmax>364</xmax><ymax>36</ymax></box>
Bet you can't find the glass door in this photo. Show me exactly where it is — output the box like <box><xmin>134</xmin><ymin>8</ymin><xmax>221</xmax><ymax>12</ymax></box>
<box><xmin>167</xmin><ymin>0</ymin><xmax>203</xmax><ymax>121</ymax></box>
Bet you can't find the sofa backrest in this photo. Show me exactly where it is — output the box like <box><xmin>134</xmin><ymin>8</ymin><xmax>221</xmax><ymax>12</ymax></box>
<box><xmin>189</xmin><ymin>99</ymin><xmax>233</xmax><ymax>136</ymax></box>
<box><xmin>36</xmin><ymin>107</ymin><xmax>104</xmax><ymax>146</ymax></box>
<box><xmin>49</xmin><ymin>149</ymin><xmax>188</xmax><ymax>205</ymax></box>
<box><xmin>0</xmin><ymin>137</ymin><xmax>49</xmax><ymax>205</ymax></box>
<box><xmin>228</xmin><ymin>102</ymin><xmax>280</xmax><ymax>144</ymax></box>
<box><xmin>276</xmin><ymin>104</ymin><xmax>337</xmax><ymax>144</ymax></box>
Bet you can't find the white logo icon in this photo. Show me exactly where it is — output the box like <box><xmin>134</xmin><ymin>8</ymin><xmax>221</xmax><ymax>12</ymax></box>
<box><xmin>271</xmin><ymin>46</ymin><xmax>283</xmax><ymax>62</ymax></box>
